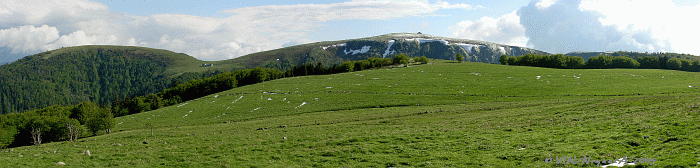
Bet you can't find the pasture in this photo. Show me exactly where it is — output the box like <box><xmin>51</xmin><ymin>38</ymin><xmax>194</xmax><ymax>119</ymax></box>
<box><xmin>2</xmin><ymin>60</ymin><xmax>699</xmax><ymax>167</ymax></box>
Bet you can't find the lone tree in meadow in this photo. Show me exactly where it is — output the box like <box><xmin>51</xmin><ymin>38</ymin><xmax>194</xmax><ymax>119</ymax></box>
<box><xmin>456</xmin><ymin>53</ymin><xmax>464</xmax><ymax>63</ymax></box>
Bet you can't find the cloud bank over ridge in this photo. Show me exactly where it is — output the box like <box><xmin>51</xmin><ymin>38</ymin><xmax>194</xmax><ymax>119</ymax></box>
<box><xmin>0</xmin><ymin>0</ymin><xmax>478</xmax><ymax>62</ymax></box>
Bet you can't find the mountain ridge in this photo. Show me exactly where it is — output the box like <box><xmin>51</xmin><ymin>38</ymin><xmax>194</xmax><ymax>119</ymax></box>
<box><xmin>3</xmin><ymin>33</ymin><xmax>696</xmax><ymax>114</ymax></box>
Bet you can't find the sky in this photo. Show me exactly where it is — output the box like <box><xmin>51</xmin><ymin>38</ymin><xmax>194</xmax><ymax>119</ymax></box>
<box><xmin>1</xmin><ymin>0</ymin><xmax>699</xmax><ymax>63</ymax></box>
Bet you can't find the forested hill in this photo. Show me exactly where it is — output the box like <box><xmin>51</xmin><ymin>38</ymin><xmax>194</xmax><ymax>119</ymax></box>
<box><xmin>0</xmin><ymin>45</ymin><xmax>233</xmax><ymax>114</ymax></box>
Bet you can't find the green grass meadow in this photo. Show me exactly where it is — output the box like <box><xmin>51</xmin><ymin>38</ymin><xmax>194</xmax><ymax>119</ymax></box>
<box><xmin>2</xmin><ymin>60</ymin><xmax>700</xmax><ymax>167</ymax></box>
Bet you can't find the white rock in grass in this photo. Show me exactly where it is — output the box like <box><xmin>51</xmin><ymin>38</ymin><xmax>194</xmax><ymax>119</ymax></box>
<box><xmin>56</xmin><ymin>162</ymin><xmax>66</xmax><ymax>165</ymax></box>
<box><xmin>296</xmin><ymin>102</ymin><xmax>307</xmax><ymax>109</ymax></box>
<box><xmin>232</xmin><ymin>96</ymin><xmax>243</xmax><ymax>103</ymax></box>
<box><xmin>536</xmin><ymin>76</ymin><xmax>541</xmax><ymax>79</ymax></box>
<box><xmin>84</xmin><ymin>150</ymin><xmax>91</xmax><ymax>156</ymax></box>
<box><xmin>214</xmin><ymin>95</ymin><xmax>219</xmax><ymax>98</ymax></box>
<box><xmin>601</xmin><ymin>158</ymin><xmax>635</xmax><ymax>168</ymax></box>
<box><xmin>268</xmin><ymin>98</ymin><xmax>272</xmax><ymax>100</ymax></box>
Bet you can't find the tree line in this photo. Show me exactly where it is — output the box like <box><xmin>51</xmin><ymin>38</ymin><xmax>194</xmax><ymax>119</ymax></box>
<box><xmin>499</xmin><ymin>54</ymin><xmax>700</xmax><ymax>72</ymax></box>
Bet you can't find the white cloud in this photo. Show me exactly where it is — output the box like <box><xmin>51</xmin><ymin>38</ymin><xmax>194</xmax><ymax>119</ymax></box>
<box><xmin>516</xmin><ymin>0</ymin><xmax>676</xmax><ymax>54</ymax></box>
<box><xmin>449</xmin><ymin>11</ymin><xmax>528</xmax><ymax>47</ymax></box>
<box><xmin>0</xmin><ymin>0</ymin><xmax>478</xmax><ymax>62</ymax></box>
<box><xmin>578</xmin><ymin>0</ymin><xmax>700</xmax><ymax>55</ymax></box>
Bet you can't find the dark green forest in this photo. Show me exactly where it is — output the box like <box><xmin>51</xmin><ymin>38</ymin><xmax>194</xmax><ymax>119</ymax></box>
<box><xmin>0</xmin><ymin>46</ymin><xmax>229</xmax><ymax>114</ymax></box>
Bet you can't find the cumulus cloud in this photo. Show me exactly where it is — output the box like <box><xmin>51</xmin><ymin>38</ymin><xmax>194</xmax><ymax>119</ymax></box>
<box><xmin>449</xmin><ymin>11</ymin><xmax>529</xmax><ymax>47</ymax></box>
<box><xmin>0</xmin><ymin>0</ymin><xmax>478</xmax><ymax>62</ymax></box>
<box><xmin>450</xmin><ymin>0</ymin><xmax>698</xmax><ymax>55</ymax></box>
<box><xmin>517</xmin><ymin>0</ymin><xmax>677</xmax><ymax>54</ymax></box>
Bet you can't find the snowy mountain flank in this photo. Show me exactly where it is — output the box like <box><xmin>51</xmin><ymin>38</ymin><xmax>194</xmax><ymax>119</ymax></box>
<box><xmin>317</xmin><ymin>33</ymin><xmax>547</xmax><ymax>63</ymax></box>
<box><xmin>225</xmin><ymin>33</ymin><xmax>549</xmax><ymax>69</ymax></box>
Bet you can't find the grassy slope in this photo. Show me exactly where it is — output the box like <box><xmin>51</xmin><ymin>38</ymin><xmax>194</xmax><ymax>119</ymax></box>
<box><xmin>2</xmin><ymin>60</ymin><xmax>700</xmax><ymax>167</ymax></box>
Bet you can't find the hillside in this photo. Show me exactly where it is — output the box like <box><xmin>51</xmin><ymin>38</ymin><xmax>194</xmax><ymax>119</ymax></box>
<box><xmin>1</xmin><ymin>60</ymin><xmax>698</xmax><ymax>167</ymax></box>
<box><xmin>0</xmin><ymin>45</ymin><xmax>238</xmax><ymax>114</ymax></box>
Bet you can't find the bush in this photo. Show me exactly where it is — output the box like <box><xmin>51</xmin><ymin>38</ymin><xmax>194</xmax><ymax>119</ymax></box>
<box><xmin>85</xmin><ymin>108</ymin><xmax>115</xmax><ymax>135</ymax></box>
<box><xmin>415</xmin><ymin>56</ymin><xmax>429</xmax><ymax>64</ymax></box>
<box><xmin>499</xmin><ymin>55</ymin><xmax>508</xmax><ymax>65</ymax></box>
<box><xmin>0</xmin><ymin>126</ymin><xmax>17</xmax><ymax>148</ymax></box>
<box><xmin>393</xmin><ymin>54</ymin><xmax>409</xmax><ymax>66</ymax></box>
<box><xmin>456</xmin><ymin>53</ymin><xmax>464</xmax><ymax>63</ymax></box>
<box><xmin>667</xmin><ymin>58</ymin><xmax>682</xmax><ymax>70</ymax></box>
<box><xmin>338</xmin><ymin>61</ymin><xmax>355</xmax><ymax>72</ymax></box>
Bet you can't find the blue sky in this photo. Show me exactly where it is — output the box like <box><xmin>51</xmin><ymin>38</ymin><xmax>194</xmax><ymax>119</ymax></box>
<box><xmin>1</xmin><ymin>0</ymin><xmax>699</xmax><ymax>62</ymax></box>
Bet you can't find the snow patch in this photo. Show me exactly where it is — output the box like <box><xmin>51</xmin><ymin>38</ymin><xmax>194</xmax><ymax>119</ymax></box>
<box><xmin>321</xmin><ymin>43</ymin><xmax>346</xmax><ymax>50</ymax></box>
<box><xmin>455</xmin><ymin>43</ymin><xmax>480</xmax><ymax>54</ymax></box>
<box><xmin>499</xmin><ymin>46</ymin><xmax>506</xmax><ymax>54</ymax></box>
<box><xmin>383</xmin><ymin>40</ymin><xmax>396</xmax><ymax>58</ymax></box>
<box><xmin>405</xmin><ymin>38</ymin><xmax>449</xmax><ymax>45</ymax></box>
<box><xmin>177</xmin><ymin>103</ymin><xmax>188</xmax><ymax>107</ymax></box>
<box><xmin>250</xmin><ymin>107</ymin><xmax>261</xmax><ymax>112</ymax></box>
<box><xmin>344</xmin><ymin>46</ymin><xmax>372</xmax><ymax>55</ymax></box>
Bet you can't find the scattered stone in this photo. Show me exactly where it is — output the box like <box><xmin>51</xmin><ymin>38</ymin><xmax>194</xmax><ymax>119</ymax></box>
<box><xmin>9</xmin><ymin>149</ymin><xmax>13</xmax><ymax>152</ymax></box>
<box><xmin>53</xmin><ymin>151</ymin><xmax>56</xmax><ymax>153</ymax></box>
<box><xmin>280</xmin><ymin>125</ymin><xmax>287</xmax><ymax>128</ymax></box>
<box><xmin>84</xmin><ymin>150</ymin><xmax>91</xmax><ymax>156</ymax></box>
<box><xmin>283</xmin><ymin>137</ymin><xmax>287</xmax><ymax>140</ymax></box>
<box><xmin>56</xmin><ymin>162</ymin><xmax>66</xmax><ymax>165</ymax></box>
<box><xmin>163</xmin><ymin>142</ymin><xmax>167</xmax><ymax>145</ymax></box>
<box><xmin>72</xmin><ymin>145</ymin><xmax>78</xmax><ymax>147</ymax></box>
<box><xmin>115</xmin><ymin>143</ymin><xmax>122</xmax><ymax>146</ymax></box>
<box><xmin>33</xmin><ymin>154</ymin><xmax>39</xmax><ymax>156</ymax></box>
